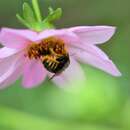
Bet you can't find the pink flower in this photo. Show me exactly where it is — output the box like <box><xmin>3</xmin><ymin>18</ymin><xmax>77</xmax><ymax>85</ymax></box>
<box><xmin>0</xmin><ymin>26</ymin><xmax>121</xmax><ymax>89</ymax></box>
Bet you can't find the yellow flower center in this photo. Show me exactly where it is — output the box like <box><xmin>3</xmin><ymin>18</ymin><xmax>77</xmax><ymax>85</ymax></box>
<box><xmin>26</xmin><ymin>37</ymin><xmax>67</xmax><ymax>59</ymax></box>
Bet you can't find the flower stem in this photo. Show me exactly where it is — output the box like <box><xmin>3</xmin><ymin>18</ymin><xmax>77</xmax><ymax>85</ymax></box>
<box><xmin>32</xmin><ymin>0</ymin><xmax>42</xmax><ymax>22</ymax></box>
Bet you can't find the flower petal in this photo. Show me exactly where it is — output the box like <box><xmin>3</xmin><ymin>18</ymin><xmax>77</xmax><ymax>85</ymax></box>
<box><xmin>49</xmin><ymin>58</ymin><xmax>86</xmax><ymax>88</ymax></box>
<box><xmin>0</xmin><ymin>63</ymin><xmax>23</xmax><ymax>89</ymax></box>
<box><xmin>0</xmin><ymin>28</ymin><xmax>37</xmax><ymax>49</ymax></box>
<box><xmin>22</xmin><ymin>59</ymin><xmax>47</xmax><ymax>88</ymax></box>
<box><xmin>0</xmin><ymin>53</ymin><xmax>24</xmax><ymax>89</ymax></box>
<box><xmin>69</xmin><ymin>44</ymin><xmax>109</xmax><ymax>60</ymax></box>
<box><xmin>69</xmin><ymin>26</ymin><xmax>116</xmax><ymax>44</ymax></box>
<box><xmin>36</xmin><ymin>29</ymin><xmax>79</xmax><ymax>43</ymax></box>
<box><xmin>86</xmin><ymin>45</ymin><xmax>109</xmax><ymax>60</ymax></box>
<box><xmin>0</xmin><ymin>47</ymin><xmax>19</xmax><ymax>59</ymax></box>
<box><xmin>70</xmin><ymin>47</ymin><xmax>121</xmax><ymax>76</ymax></box>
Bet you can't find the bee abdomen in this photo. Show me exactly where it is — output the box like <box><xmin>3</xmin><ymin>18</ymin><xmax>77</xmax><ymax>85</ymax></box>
<box><xmin>42</xmin><ymin>55</ymin><xmax>70</xmax><ymax>74</ymax></box>
<box><xmin>43</xmin><ymin>59</ymin><xmax>59</xmax><ymax>73</ymax></box>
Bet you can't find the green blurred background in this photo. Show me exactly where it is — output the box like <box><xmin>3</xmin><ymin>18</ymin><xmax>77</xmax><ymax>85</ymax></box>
<box><xmin>0</xmin><ymin>0</ymin><xmax>130</xmax><ymax>130</ymax></box>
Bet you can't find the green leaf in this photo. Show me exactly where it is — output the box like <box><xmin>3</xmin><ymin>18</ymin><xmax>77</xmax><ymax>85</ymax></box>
<box><xmin>48</xmin><ymin>7</ymin><xmax>54</xmax><ymax>14</ymax></box>
<box><xmin>16</xmin><ymin>14</ymin><xmax>32</xmax><ymax>29</ymax></box>
<box><xmin>44</xmin><ymin>8</ymin><xmax>62</xmax><ymax>22</ymax></box>
<box><xmin>23</xmin><ymin>2</ymin><xmax>37</xmax><ymax>25</ymax></box>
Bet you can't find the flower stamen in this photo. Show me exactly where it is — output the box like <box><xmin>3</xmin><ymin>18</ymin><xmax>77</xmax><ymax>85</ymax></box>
<box><xmin>26</xmin><ymin>37</ymin><xmax>68</xmax><ymax>60</ymax></box>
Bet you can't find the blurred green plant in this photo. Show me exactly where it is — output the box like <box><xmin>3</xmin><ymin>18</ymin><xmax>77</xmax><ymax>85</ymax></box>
<box><xmin>0</xmin><ymin>105</ymin><xmax>124</xmax><ymax>130</ymax></box>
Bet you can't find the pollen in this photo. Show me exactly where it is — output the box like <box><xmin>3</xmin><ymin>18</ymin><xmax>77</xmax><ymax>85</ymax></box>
<box><xmin>26</xmin><ymin>37</ymin><xmax>67</xmax><ymax>60</ymax></box>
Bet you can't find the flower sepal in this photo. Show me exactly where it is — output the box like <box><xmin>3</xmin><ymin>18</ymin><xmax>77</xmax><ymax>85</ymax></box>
<box><xmin>16</xmin><ymin>0</ymin><xmax>62</xmax><ymax>32</ymax></box>
<box><xmin>43</xmin><ymin>7</ymin><xmax>62</xmax><ymax>23</ymax></box>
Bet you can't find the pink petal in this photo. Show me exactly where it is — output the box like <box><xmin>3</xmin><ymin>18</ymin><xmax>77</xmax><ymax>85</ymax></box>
<box><xmin>0</xmin><ymin>53</ymin><xmax>24</xmax><ymax>89</ymax></box>
<box><xmin>70</xmin><ymin>47</ymin><xmax>121</xmax><ymax>77</ymax></box>
<box><xmin>86</xmin><ymin>45</ymin><xmax>109</xmax><ymax>60</ymax></box>
<box><xmin>49</xmin><ymin>58</ymin><xmax>85</xmax><ymax>88</ymax></box>
<box><xmin>0</xmin><ymin>62</ymin><xmax>23</xmax><ymax>89</ymax></box>
<box><xmin>36</xmin><ymin>29</ymin><xmax>79</xmax><ymax>43</ymax></box>
<box><xmin>0</xmin><ymin>28</ymin><xmax>37</xmax><ymax>49</ymax></box>
<box><xmin>0</xmin><ymin>47</ymin><xmax>19</xmax><ymax>59</ymax></box>
<box><xmin>22</xmin><ymin>59</ymin><xmax>47</xmax><ymax>88</ymax></box>
<box><xmin>69</xmin><ymin>44</ymin><xmax>109</xmax><ymax>60</ymax></box>
<box><xmin>69</xmin><ymin>26</ymin><xmax>116</xmax><ymax>44</ymax></box>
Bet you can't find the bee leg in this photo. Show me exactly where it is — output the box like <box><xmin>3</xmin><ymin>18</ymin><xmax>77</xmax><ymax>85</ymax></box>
<box><xmin>49</xmin><ymin>74</ymin><xmax>57</xmax><ymax>80</ymax></box>
<box><xmin>41</xmin><ymin>55</ymin><xmax>59</xmax><ymax>64</ymax></box>
<box><xmin>49</xmin><ymin>48</ymin><xmax>56</xmax><ymax>54</ymax></box>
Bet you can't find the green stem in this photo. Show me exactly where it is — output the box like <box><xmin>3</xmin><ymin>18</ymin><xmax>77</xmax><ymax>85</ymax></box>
<box><xmin>32</xmin><ymin>0</ymin><xmax>42</xmax><ymax>22</ymax></box>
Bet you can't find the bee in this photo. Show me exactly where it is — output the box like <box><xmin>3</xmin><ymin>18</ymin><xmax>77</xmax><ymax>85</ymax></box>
<box><xmin>27</xmin><ymin>37</ymin><xmax>70</xmax><ymax>78</ymax></box>
<box><xmin>42</xmin><ymin>51</ymin><xmax>70</xmax><ymax>74</ymax></box>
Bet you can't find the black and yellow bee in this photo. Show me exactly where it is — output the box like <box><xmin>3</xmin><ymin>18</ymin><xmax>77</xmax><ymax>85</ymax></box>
<box><xmin>27</xmin><ymin>37</ymin><xmax>70</xmax><ymax>78</ymax></box>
